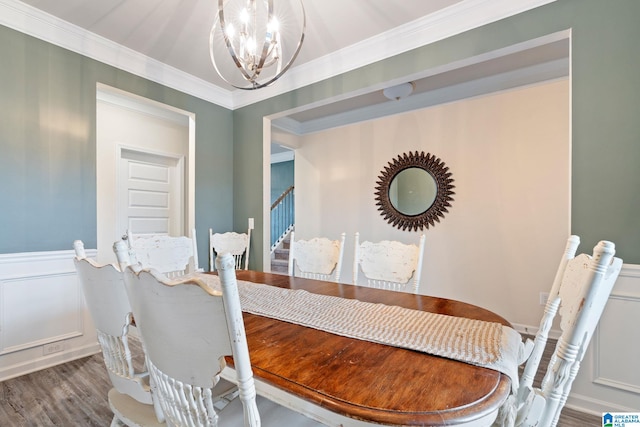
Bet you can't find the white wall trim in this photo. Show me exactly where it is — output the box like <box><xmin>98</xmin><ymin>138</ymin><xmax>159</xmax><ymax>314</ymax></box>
<box><xmin>2</xmin><ymin>248</ymin><xmax>637</xmax><ymax>416</ymax></box>
<box><xmin>0</xmin><ymin>248</ymin><xmax>100</xmax><ymax>381</ymax></box>
<box><xmin>512</xmin><ymin>263</ymin><xmax>640</xmax><ymax>414</ymax></box>
<box><xmin>0</xmin><ymin>0</ymin><xmax>555</xmax><ymax>110</ymax></box>
<box><xmin>0</xmin><ymin>0</ymin><xmax>232</xmax><ymax>108</ymax></box>
<box><xmin>513</xmin><ymin>263</ymin><xmax>638</xmax><ymax>337</ymax></box>
<box><xmin>591</xmin><ymin>264</ymin><xmax>640</xmax><ymax>395</ymax></box>
<box><xmin>0</xmin><ymin>248</ymin><xmax>96</xmax><ymax>264</ymax></box>
<box><xmin>617</xmin><ymin>262</ymin><xmax>640</xmax><ymax>279</ymax></box>
<box><xmin>271</xmin><ymin>151</ymin><xmax>295</xmax><ymax>164</ymax></box>
<box><xmin>0</xmin><ymin>270</ymin><xmax>84</xmax><ymax>355</ymax></box>
<box><xmin>0</xmin><ymin>342</ymin><xmax>100</xmax><ymax>382</ymax></box>
<box><xmin>565</xmin><ymin>393</ymin><xmax>637</xmax><ymax>417</ymax></box>
<box><xmin>512</xmin><ymin>323</ymin><xmax>562</xmax><ymax>340</ymax></box>
<box><xmin>232</xmin><ymin>0</ymin><xmax>558</xmax><ymax>108</ymax></box>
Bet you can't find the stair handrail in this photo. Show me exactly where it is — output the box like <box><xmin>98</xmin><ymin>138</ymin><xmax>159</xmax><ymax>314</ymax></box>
<box><xmin>271</xmin><ymin>186</ymin><xmax>294</xmax><ymax>252</ymax></box>
<box><xmin>271</xmin><ymin>185</ymin><xmax>294</xmax><ymax>210</ymax></box>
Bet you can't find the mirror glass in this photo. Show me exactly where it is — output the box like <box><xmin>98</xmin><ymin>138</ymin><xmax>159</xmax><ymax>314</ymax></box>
<box><xmin>374</xmin><ymin>151</ymin><xmax>455</xmax><ymax>231</ymax></box>
<box><xmin>388</xmin><ymin>168</ymin><xmax>437</xmax><ymax>216</ymax></box>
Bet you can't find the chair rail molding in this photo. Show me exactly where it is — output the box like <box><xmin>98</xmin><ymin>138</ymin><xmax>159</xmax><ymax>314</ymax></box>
<box><xmin>0</xmin><ymin>248</ymin><xmax>100</xmax><ymax>381</ymax></box>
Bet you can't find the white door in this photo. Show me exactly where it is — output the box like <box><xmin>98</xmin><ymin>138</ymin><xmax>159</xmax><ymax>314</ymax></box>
<box><xmin>96</xmin><ymin>86</ymin><xmax>194</xmax><ymax>264</ymax></box>
<box><xmin>117</xmin><ymin>148</ymin><xmax>184</xmax><ymax>238</ymax></box>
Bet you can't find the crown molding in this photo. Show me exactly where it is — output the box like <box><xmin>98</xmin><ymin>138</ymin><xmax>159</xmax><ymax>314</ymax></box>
<box><xmin>0</xmin><ymin>0</ymin><xmax>234</xmax><ymax>109</ymax></box>
<box><xmin>231</xmin><ymin>0</ymin><xmax>557</xmax><ymax>108</ymax></box>
<box><xmin>0</xmin><ymin>0</ymin><xmax>555</xmax><ymax>110</ymax></box>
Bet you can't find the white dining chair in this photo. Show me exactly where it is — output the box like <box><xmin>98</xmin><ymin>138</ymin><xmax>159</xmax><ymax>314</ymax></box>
<box><xmin>121</xmin><ymin>253</ymin><xmax>326</xmax><ymax>427</ymax></box>
<box><xmin>352</xmin><ymin>232</ymin><xmax>426</xmax><ymax>293</ymax></box>
<box><xmin>209</xmin><ymin>219</ymin><xmax>253</xmax><ymax>271</ymax></box>
<box><xmin>125</xmin><ymin>229</ymin><xmax>200</xmax><ymax>278</ymax></box>
<box><xmin>73</xmin><ymin>240</ymin><xmax>164</xmax><ymax>427</ymax></box>
<box><xmin>497</xmin><ymin>236</ymin><xmax>623</xmax><ymax>427</ymax></box>
<box><xmin>113</xmin><ymin>240</ymin><xmax>238</xmax><ymax>414</ymax></box>
<box><xmin>288</xmin><ymin>231</ymin><xmax>346</xmax><ymax>282</ymax></box>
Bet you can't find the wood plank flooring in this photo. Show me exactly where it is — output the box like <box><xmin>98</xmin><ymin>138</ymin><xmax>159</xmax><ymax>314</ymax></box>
<box><xmin>0</xmin><ymin>336</ymin><xmax>602</xmax><ymax>426</ymax></box>
<box><xmin>0</xmin><ymin>352</ymin><xmax>114</xmax><ymax>426</ymax></box>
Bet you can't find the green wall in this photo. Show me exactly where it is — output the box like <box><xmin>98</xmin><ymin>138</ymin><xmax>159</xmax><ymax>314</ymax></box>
<box><xmin>233</xmin><ymin>0</ymin><xmax>640</xmax><ymax>268</ymax></box>
<box><xmin>1</xmin><ymin>0</ymin><xmax>639</xmax><ymax>268</ymax></box>
<box><xmin>0</xmin><ymin>24</ymin><xmax>234</xmax><ymax>264</ymax></box>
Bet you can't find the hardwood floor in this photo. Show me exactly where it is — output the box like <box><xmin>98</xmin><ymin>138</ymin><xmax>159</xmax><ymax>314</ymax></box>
<box><xmin>0</xmin><ymin>336</ymin><xmax>602</xmax><ymax>426</ymax></box>
<box><xmin>0</xmin><ymin>353</ymin><xmax>114</xmax><ymax>426</ymax></box>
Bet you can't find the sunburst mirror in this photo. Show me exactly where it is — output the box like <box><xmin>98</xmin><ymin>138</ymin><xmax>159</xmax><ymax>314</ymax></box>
<box><xmin>374</xmin><ymin>151</ymin><xmax>455</xmax><ymax>231</ymax></box>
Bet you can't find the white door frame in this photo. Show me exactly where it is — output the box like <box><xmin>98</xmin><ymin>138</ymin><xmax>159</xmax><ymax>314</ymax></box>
<box><xmin>96</xmin><ymin>83</ymin><xmax>195</xmax><ymax>263</ymax></box>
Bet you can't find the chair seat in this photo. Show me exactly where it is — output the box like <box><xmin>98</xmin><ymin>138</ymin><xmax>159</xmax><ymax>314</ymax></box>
<box><xmin>108</xmin><ymin>371</ymin><xmax>153</xmax><ymax>405</ymax></box>
<box><xmin>219</xmin><ymin>394</ymin><xmax>326</xmax><ymax>426</ymax></box>
<box><xmin>108</xmin><ymin>388</ymin><xmax>164</xmax><ymax>427</ymax></box>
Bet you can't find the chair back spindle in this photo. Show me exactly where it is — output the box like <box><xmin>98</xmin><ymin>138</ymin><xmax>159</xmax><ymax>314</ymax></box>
<box><xmin>510</xmin><ymin>238</ymin><xmax>622</xmax><ymax>427</ymax></box>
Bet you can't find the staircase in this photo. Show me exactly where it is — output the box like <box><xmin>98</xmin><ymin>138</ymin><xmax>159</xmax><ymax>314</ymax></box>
<box><xmin>270</xmin><ymin>185</ymin><xmax>294</xmax><ymax>274</ymax></box>
<box><xmin>270</xmin><ymin>232</ymin><xmax>291</xmax><ymax>273</ymax></box>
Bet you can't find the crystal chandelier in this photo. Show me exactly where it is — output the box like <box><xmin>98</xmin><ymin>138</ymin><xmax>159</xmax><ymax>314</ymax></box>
<box><xmin>210</xmin><ymin>0</ymin><xmax>306</xmax><ymax>90</ymax></box>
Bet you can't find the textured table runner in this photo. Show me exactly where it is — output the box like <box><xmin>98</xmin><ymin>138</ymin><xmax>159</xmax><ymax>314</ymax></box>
<box><xmin>185</xmin><ymin>273</ymin><xmax>522</xmax><ymax>390</ymax></box>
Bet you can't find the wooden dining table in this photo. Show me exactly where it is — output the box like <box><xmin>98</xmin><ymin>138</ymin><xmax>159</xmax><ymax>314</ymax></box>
<box><xmin>218</xmin><ymin>270</ymin><xmax>514</xmax><ymax>427</ymax></box>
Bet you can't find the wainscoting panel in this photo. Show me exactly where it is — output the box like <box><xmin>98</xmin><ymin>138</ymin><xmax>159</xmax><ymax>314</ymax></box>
<box><xmin>1</xmin><ymin>272</ymin><xmax>83</xmax><ymax>354</ymax></box>
<box><xmin>511</xmin><ymin>264</ymin><xmax>640</xmax><ymax>414</ymax></box>
<box><xmin>0</xmin><ymin>249</ymin><xmax>100</xmax><ymax>381</ymax></box>
<box><xmin>594</xmin><ymin>292</ymin><xmax>640</xmax><ymax>394</ymax></box>
<box><xmin>566</xmin><ymin>264</ymin><xmax>640</xmax><ymax>413</ymax></box>
<box><xmin>589</xmin><ymin>264</ymin><xmax>640</xmax><ymax>405</ymax></box>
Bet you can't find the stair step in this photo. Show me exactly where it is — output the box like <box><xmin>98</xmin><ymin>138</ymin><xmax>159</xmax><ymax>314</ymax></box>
<box><xmin>270</xmin><ymin>258</ymin><xmax>289</xmax><ymax>274</ymax></box>
<box><xmin>270</xmin><ymin>229</ymin><xmax>292</xmax><ymax>273</ymax></box>
<box><xmin>273</xmin><ymin>248</ymin><xmax>289</xmax><ymax>260</ymax></box>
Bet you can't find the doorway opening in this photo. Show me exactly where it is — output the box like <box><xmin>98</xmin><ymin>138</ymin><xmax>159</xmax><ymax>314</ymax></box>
<box><xmin>96</xmin><ymin>84</ymin><xmax>195</xmax><ymax>264</ymax></box>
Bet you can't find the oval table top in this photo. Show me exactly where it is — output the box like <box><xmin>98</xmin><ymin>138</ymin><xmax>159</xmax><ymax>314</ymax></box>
<box><xmin>227</xmin><ymin>270</ymin><xmax>513</xmax><ymax>426</ymax></box>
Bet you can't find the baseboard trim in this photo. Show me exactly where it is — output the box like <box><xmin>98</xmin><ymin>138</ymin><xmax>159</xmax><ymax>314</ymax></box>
<box><xmin>512</xmin><ymin>322</ymin><xmax>561</xmax><ymax>340</ymax></box>
<box><xmin>0</xmin><ymin>343</ymin><xmax>100</xmax><ymax>382</ymax></box>
<box><xmin>566</xmin><ymin>392</ymin><xmax>638</xmax><ymax>415</ymax></box>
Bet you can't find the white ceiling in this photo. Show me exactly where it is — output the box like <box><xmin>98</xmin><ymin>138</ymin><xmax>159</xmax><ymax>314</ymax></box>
<box><xmin>1</xmin><ymin>0</ymin><xmax>556</xmax><ymax>110</ymax></box>
<box><xmin>14</xmin><ymin>0</ymin><xmax>458</xmax><ymax>82</ymax></box>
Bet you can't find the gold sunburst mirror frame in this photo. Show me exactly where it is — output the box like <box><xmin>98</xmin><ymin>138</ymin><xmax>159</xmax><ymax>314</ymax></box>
<box><xmin>374</xmin><ymin>151</ymin><xmax>455</xmax><ymax>231</ymax></box>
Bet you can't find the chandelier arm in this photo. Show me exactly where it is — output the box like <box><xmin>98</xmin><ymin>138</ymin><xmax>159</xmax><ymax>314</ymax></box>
<box><xmin>211</xmin><ymin>0</ymin><xmax>306</xmax><ymax>90</ymax></box>
<box><xmin>217</xmin><ymin>0</ymin><xmax>255</xmax><ymax>82</ymax></box>
<box><xmin>237</xmin><ymin>6</ymin><xmax>304</xmax><ymax>90</ymax></box>
<box><xmin>253</xmin><ymin>0</ymin><xmax>275</xmax><ymax>77</ymax></box>
<box><xmin>256</xmin><ymin>1</ymin><xmax>305</xmax><ymax>84</ymax></box>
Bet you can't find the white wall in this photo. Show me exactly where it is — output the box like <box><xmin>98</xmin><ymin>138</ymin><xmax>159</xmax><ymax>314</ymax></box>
<box><xmin>296</xmin><ymin>79</ymin><xmax>571</xmax><ymax>328</ymax></box>
<box><xmin>295</xmin><ymin>79</ymin><xmax>640</xmax><ymax>413</ymax></box>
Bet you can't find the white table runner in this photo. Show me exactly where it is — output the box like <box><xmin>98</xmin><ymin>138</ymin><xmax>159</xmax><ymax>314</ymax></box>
<box><xmin>185</xmin><ymin>273</ymin><xmax>523</xmax><ymax>390</ymax></box>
